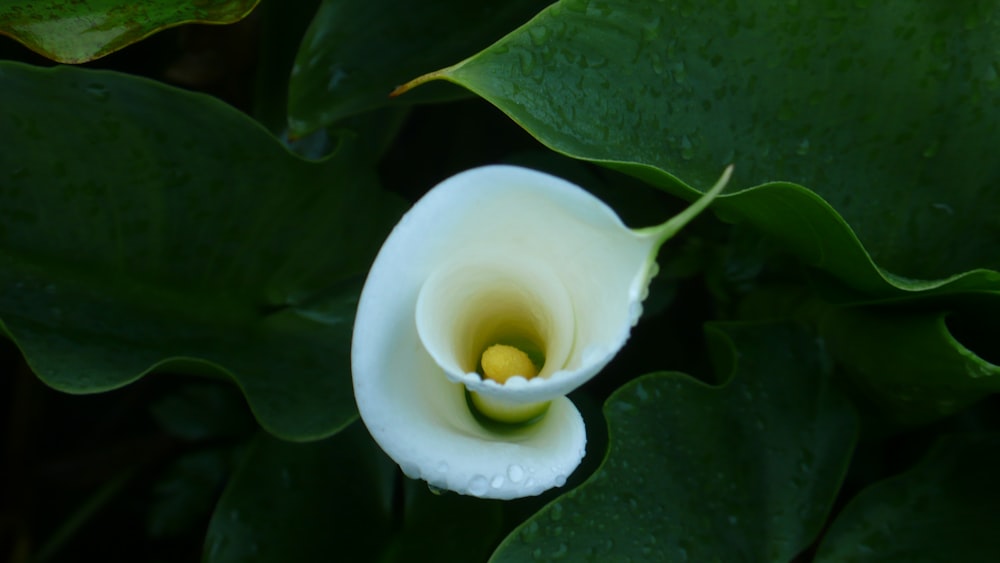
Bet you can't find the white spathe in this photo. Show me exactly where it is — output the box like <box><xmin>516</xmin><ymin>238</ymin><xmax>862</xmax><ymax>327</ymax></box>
<box><xmin>352</xmin><ymin>164</ymin><xmax>730</xmax><ymax>499</ymax></box>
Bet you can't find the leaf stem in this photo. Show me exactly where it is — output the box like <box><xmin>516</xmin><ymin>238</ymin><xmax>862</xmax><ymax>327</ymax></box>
<box><xmin>636</xmin><ymin>164</ymin><xmax>734</xmax><ymax>245</ymax></box>
<box><xmin>389</xmin><ymin>67</ymin><xmax>451</xmax><ymax>98</ymax></box>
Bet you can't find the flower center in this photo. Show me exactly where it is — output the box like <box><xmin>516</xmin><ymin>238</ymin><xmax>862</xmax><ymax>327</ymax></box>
<box><xmin>415</xmin><ymin>253</ymin><xmax>572</xmax><ymax>427</ymax></box>
<box><xmin>480</xmin><ymin>344</ymin><xmax>539</xmax><ymax>383</ymax></box>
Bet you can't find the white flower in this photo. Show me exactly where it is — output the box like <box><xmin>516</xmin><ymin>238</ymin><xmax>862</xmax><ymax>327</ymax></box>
<box><xmin>352</xmin><ymin>164</ymin><xmax>730</xmax><ymax>499</ymax></box>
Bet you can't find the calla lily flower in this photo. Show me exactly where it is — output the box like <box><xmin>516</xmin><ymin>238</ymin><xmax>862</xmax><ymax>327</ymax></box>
<box><xmin>352</xmin><ymin>164</ymin><xmax>731</xmax><ymax>499</ymax></box>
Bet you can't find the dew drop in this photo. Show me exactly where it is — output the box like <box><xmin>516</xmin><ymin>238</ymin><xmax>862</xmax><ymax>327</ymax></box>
<box><xmin>522</xmin><ymin>520</ymin><xmax>541</xmax><ymax>540</ymax></box>
<box><xmin>507</xmin><ymin>464</ymin><xmax>525</xmax><ymax>483</ymax></box>
<box><xmin>796</xmin><ymin>138</ymin><xmax>810</xmax><ymax>155</ymax></box>
<box><xmin>327</xmin><ymin>67</ymin><xmax>349</xmax><ymax>91</ymax></box>
<box><xmin>550</xmin><ymin>503</ymin><xmax>564</xmax><ymax>521</ymax></box>
<box><xmin>468</xmin><ymin>475</ymin><xmax>489</xmax><ymax>496</ymax></box>
<box><xmin>651</xmin><ymin>52</ymin><xmax>664</xmax><ymax>75</ymax></box>
<box><xmin>931</xmin><ymin>202</ymin><xmax>955</xmax><ymax>215</ymax></box>
<box><xmin>680</xmin><ymin>135</ymin><xmax>694</xmax><ymax>160</ymax></box>
<box><xmin>529</xmin><ymin>26</ymin><xmax>550</xmax><ymax>46</ymax></box>
<box><xmin>491</xmin><ymin>475</ymin><xmax>505</xmax><ymax>489</ymax></box>
<box><xmin>85</xmin><ymin>83</ymin><xmax>110</xmax><ymax>101</ymax></box>
<box><xmin>519</xmin><ymin>51</ymin><xmax>536</xmax><ymax>74</ymax></box>
<box><xmin>634</xmin><ymin>382</ymin><xmax>649</xmax><ymax>402</ymax></box>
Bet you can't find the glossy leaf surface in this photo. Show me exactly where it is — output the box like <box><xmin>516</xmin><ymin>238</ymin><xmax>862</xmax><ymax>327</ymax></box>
<box><xmin>492</xmin><ymin>322</ymin><xmax>858</xmax><ymax>562</ymax></box>
<box><xmin>0</xmin><ymin>61</ymin><xmax>403</xmax><ymax>440</ymax></box>
<box><xmin>203</xmin><ymin>425</ymin><xmax>395</xmax><ymax>562</ymax></box>
<box><xmin>204</xmin><ymin>423</ymin><xmax>507</xmax><ymax>563</ymax></box>
<box><xmin>816</xmin><ymin>434</ymin><xmax>1000</xmax><ymax>562</ymax></box>
<box><xmin>822</xmin><ymin>305</ymin><xmax>1000</xmax><ymax>425</ymax></box>
<box><xmin>413</xmin><ymin>0</ymin><xmax>1000</xmax><ymax>293</ymax></box>
<box><xmin>0</xmin><ymin>0</ymin><xmax>259</xmax><ymax>63</ymax></box>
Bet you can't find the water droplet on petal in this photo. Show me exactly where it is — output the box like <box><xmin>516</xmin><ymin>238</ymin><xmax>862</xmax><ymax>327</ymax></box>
<box><xmin>507</xmin><ymin>464</ymin><xmax>525</xmax><ymax>483</ymax></box>
<box><xmin>468</xmin><ymin>475</ymin><xmax>489</xmax><ymax>496</ymax></box>
<box><xmin>491</xmin><ymin>475</ymin><xmax>505</xmax><ymax>489</ymax></box>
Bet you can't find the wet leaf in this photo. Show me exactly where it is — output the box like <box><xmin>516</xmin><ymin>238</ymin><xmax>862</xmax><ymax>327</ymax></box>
<box><xmin>492</xmin><ymin>322</ymin><xmax>858</xmax><ymax>562</ymax></box>
<box><xmin>409</xmin><ymin>0</ymin><xmax>1000</xmax><ymax>295</ymax></box>
<box><xmin>0</xmin><ymin>0</ymin><xmax>259</xmax><ymax>63</ymax></box>
<box><xmin>816</xmin><ymin>434</ymin><xmax>1000</xmax><ymax>562</ymax></box>
<box><xmin>0</xmin><ymin>61</ymin><xmax>404</xmax><ymax>440</ymax></box>
<box><xmin>822</xmin><ymin>304</ymin><xmax>1000</xmax><ymax>426</ymax></box>
<box><xmin>203</xmin><ymin>424</ymin><xmax>395</xmax><ymax>562</ymax></box>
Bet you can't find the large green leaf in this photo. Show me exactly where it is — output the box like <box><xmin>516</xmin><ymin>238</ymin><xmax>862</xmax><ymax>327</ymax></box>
<box><xmin>0</xmin><ymin>61</ymin><xmax>404</xmax><ymax>440</ymax></box>
<box><xmin>204</xmin><ymin>422</ymin><xmax>507</xmax><ymax>563</ymax></box>
<box><xmin>816</xmin><ymin>434</ymin><xmax>1000</xmax><ymax>562</ymax></box>
<box><xmin>285</xmin><ymin>0</ymin><xmax>552</xmax><ymax>136</ymax></box>
<box><xmin>203</xmin><ymin>424</ymin><xmax>395</xmax><ymax>563</ymax></box>
<box><xmin>821</xmin><ymin>304</ymin><xmax>1000</xmax><ymax>426</ymax></box>
<box><xmin>491</xmin><ymin>322</ymin><xmax>858</xmax><ymax>562</ymax></box>
<box><xmin>403</xmin><ymin>0</ymin><xmax>1000</xmax><ymax>294</ymax></box>
<box><xmin>379</xmin><ymin>480</ymin><xmax>505</xmax><ymax>563</ymax></box>
<box><xmin>0</xmin><ymin>0</ymin><xmax>259</xmax><ymax>63</ymax></box>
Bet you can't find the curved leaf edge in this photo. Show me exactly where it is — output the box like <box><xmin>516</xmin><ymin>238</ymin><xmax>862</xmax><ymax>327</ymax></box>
<box><xmin>383</xmin><ymin>0</ymin><xmax>1000</xmax><ymax>303</ymax></box>
<box><xmin>0</xmin><ymin>316</ymin><xmax>353</xmax><ymax>442</ymax></box>
<box><xmin>814</xmin><ymin>432</ymin><xmax>1000</xmax><ymax>561</ymax></box>
<box><xmin>0</xmin><ymin>60</ymin><xmax>352</xmax><ymax>165</ymax></box>
<box><xmin>0</xmin><ymin>1</ymin><xmax>262</xmax><ymax>64</ymax></box>
<box><xmin>403</xmin><ymin>70</ymin><xmax>1000</xmax><ymax>301</ymax></box>
<box><xmin>0</xmin><ymin>61</ymin><xmax>368</xmax><ymax>442</ymax></box>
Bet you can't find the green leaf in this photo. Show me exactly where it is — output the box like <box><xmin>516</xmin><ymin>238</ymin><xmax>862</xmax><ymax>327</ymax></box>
<box><xmin>491</xmin><ymin>322</ymin><xmax>858</xmax><ymax>562</ymax></box>
<box><xmin>150</xmin><ymin>382</ymin><xmax>256</xmax><ymax>441</ymax></box>
<box><xmin>381</xmin><ymin>481</ymin><xmax>505</xmax><ymax>563</ymax></box>
<box><xmin>0</xmin><ymin>61</ymin><xmax>404</xmax><ymax>440</ymax></box>
<box><xmin>286</xmin><ymin>0</ymin><xmax>551</xmax><ymax>135</ymax></box>
<box><xmin>411</xmin><ymin>0</ymin><xmax>1000</xmax><ymax>294</ymax></box>
<box><xmin>204</xmin><ymin>422</ymin><xmax>507</xmax><ymax>563</ymax></box>
<box><xmin>203</xmin><ymin>424</ymin><xmax>396</xmax><ymax>563</ymax></box>
<box><xmin>0</xmin><ymin>0</ymin><xmax>259</xmax><ymax>63</ymax></box>
<box><xmin>816</xmin><ymin>434</ymin><xmax>1000</xmax><ymax>562</ymax></box>
<box><xmin>821</xmin><ymin>304</ymin><xmax>1000</xmax><ymax>426</ymax></box>
<box><xmin>148</xmin><ymin>448</ymin><xmax>236</xmax><ymax>539</ymax></box>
